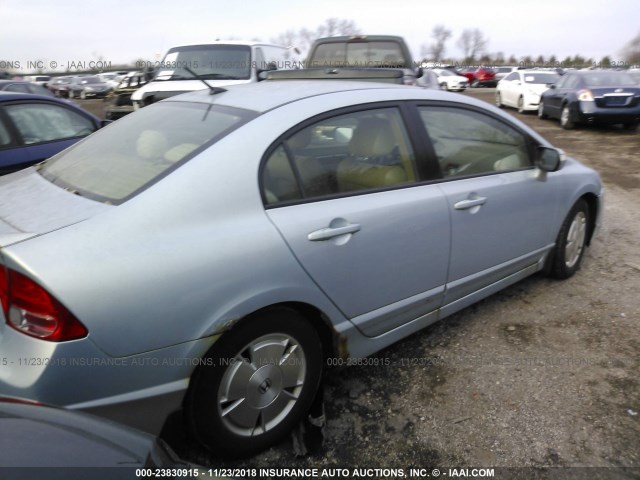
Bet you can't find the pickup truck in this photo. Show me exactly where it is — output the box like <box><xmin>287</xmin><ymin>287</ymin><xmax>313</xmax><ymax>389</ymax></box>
<box><xmin>304</xmin><ymin>35</ymin><xmax>423</xmax><ymax>86</ymax></box>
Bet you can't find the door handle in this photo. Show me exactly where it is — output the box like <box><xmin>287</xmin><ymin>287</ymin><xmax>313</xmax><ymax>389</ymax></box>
<box><xmin>454</xmin><ymin>197</ymin><xmax>487</xmax><ymax>210</ymax></box>
<box><xmin>308</xmin><ymin>224</ymin><xmax>361</xmax><ymax>241</ymax></box>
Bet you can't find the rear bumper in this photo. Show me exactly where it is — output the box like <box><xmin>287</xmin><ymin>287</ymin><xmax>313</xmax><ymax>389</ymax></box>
<box><xmin>0</xmin><ymin>321</ymin><xmax>219</xmax><ymax>434</ymax></box>
<box><xmin>577</xmin><ymin>101</ymin><xmax>640</xmax><ymax>124</ymax></box>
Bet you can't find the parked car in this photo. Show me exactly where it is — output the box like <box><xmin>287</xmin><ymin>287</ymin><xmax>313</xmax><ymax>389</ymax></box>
<box><xmin>67</xmin><ymin>75</ymin><xmax>112</xmax><ymax>99</ymax></box>
<box><xmin>47</xmin><ymin>76</ymin><xmax>73</xmax><ymax>97</ymax></box>
<box><xmin>132</xmin><ymin>41</ymin><xmax>295</xmax><ymax>108</ymax></box>
<box><xmin>628</xmin><ymin>69</ymin><xmax>640</xmax><ymax>85</ymax></box>
<box><xmin>24</xmin><ymin>75</ymin><xmax>52</xmax><ymax>87</ymax></box>
<box><xmin>460</xmin><ymin>66</ymin><xmax>497</xmax><ymax>87</ymax></box>
<box><xmin>0</xmin><ymin>396</ymin><xmax>195</xmax><ymax>476</ymax></box>
<box><xmin>432</xmin><ymin>68</ymin><xmax>469</xmax><ymax>91</ymax></box>
<box><xmin>493</xmin><ymin>66</ymin><xmax>518</xmax><ymax>81</ymax></box>
<box><xmin>0</xmin><ymin>80</ymin><xmax>602</xmax><ymax>458</ymax></box>
<box><xmin>0</xmin><ymin>92</ymin><xmax>101</xmax><ymax>174</ymax></box>
<box><xmin>104</xmin><ymin>71</ymin><xmax>151</xmax><ymax>120</ymax></box>
<box><xmin>538</xmin><ymin>70</ymin><xmax>640</xmax><ymax>130</ymax></box>
<box><xmin>496</xmin><ymin>70</ymin><xmax>560</xmax><ymax>113</ymax></box>
<box><xmin>0</xmin><ymin>79</ymin><xmax>55</xmax><ymax>96</ymax></box>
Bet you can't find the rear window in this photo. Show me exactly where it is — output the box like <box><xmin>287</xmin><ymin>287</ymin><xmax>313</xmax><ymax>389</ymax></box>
<box><xmin>310</xmin><ymin>41</ymin><xmax>408</xmax><ymax>68</ymax></box>
<box><xmin>39</xmin><ymin>102</ymin><xmax>255</xmax><ymax>204</ymax></box>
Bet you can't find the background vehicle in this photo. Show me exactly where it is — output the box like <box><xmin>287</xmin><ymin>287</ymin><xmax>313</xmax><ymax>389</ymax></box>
<box><xmin>305</xmin><ymin>35</ymin><xmax>419</xmax><ymax>85</ymax></box>
<box><xmin>48</xmin><ymin>76</ymin><xmax>72</xmax><ymax>97</ymax></box>
<box><xmin>24</xmin><ymin>75</ymin><xmax>51</xmax><ymax>87</ymax></box>
<box><xmin>67</xmin><ymin>75</ymin><xmax>112</xmax><ymax>99</ymax></box>
<box><xmin>0</xmin><ymin>397</ymin><xmax>194</xmax><ymax>475</ymax></box>
<box><xmin>460</xmin><ymin>66</ymin><xmax>497</xmax><ymax>87</ymax></box>
<box><xmin>131</xmin><ymin>41</ymin><xmax>295</xmax><ymax>108</ymax></box>
<box><xmin>539</xmin><ymin>70</ymin><xmax>640</xmax><ymax>130</ymax></box>
<box><xmin>432</xmin><ymin>68</ymin><xmax>469</xmax><ymax>91</ymax></box>
<box><xmin>496</xmin><ymin>70</ymin><xmax>560</xmax><ymax>113</ymax></box>
<box><xmin>493</xmin><ymin>66</ymin><xmax>518</xmax><ymax>81</ymax></box>
<box><xmin>0</xmin><ymin>80</ymin><xmax>55</xmax><ymax>96</ymax></box>
<box><xmin>0</xmin><ymin>81</ymin><xmax>602</xmax><ymax>459</ymax></box>
<box><xmin>0</xmin><ymin>92</ymin><xmax>100</xmax><ymax>174</ymax></box>
<box><xmin>104</xmin><ymin>71</ymin><xmax>151</xmax><ymax>120</ymax></box>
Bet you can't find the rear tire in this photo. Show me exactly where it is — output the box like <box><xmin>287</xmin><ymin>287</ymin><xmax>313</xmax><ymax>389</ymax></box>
<box><xmin>549</xmin><ymin>199</ymin><xmax>589</xmax><ymax>279</ymax></box>
<box><xmin>538</xmin><ymin>100</ymin><xmax>548</xmax><ymax>119</ymax></box>
<box><xmin>185</xmin><ymin>307</ymin><xmax>323</xmax><ymax>458</ymax></box>
<box><xmin>560</xmin><ymin>104</ymin><xmax>575</xmax><ymax>129</ymax></box>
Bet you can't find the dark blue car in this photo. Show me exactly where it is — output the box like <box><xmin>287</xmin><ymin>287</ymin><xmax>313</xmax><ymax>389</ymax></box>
<box><xmin>0</xmin><ymin>92</ymin><xmax>101</xmax><ymax>175</ymax></box>
<box><xmin>538</xmin><ymin>70</ymin><xmax>640</xmax><ymax>130</ymax></box>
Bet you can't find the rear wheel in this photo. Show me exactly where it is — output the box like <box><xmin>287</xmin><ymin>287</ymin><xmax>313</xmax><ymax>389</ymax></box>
<box><xmin>560</xmin><ymin>104</ymin><xmax>575</xmax><ymax>129</ymax></box>
<box><xmin>549</xmin><ymin>199</ymin><xmax>589</xmax><ymax>279</ymax></box>
<box><xmin>185</xmin><ymin>307</ymin><xmax>323</xmax><ymax>458</ymax></box>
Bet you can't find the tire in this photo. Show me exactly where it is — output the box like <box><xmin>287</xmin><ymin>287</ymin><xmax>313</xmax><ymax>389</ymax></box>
<box><xmin>560</xmin><ymin>104</ymin><xmax>575</xmax><ymax>129</ymax></box>
<box><xmin>185</xmin><ymin>307</ymin><xmax>323</xmax><ymax>458</ymax></box>
<box><xmin>549</xmin><ymin>199</ymin><xmax>589</xmax><ymax>279</ymax></box>
<box><xmin>68</xmin><ymin>90</ymin><xmax>74</xmax><ymax>99</ymax></box>
<box><xmin>623</xmin><ymin>121</ymin><xmax>638</xmax><ymax>132</ymax></box>
<box><xmin>471</xmin><ymin>78</ymin><xmax>479</xmax><ymax>88</ymax></box>
<box><xmin>495</xmin><ymin>92</ymin><xmax>503</xmax><ymax>108</ymax></box>
<box><xmin>517</xmin><ymin>96</ymin><xmax>525</xmax><ymax>114</ymax></box>
<box><xmin>80</xmin><ymin>90</ymin><xmax>86</xmax><ymax>100</ymax></box>
<box><xmin>538</xmin><ymin>100</ymin><xmax>547</xmax><ymax>119</ymax></box>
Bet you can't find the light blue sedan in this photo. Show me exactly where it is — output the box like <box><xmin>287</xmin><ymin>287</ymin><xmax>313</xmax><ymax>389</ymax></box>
<box><xmin>0</xmin><ymin>80</ymin><xmax>603</xmax><ymax>457</ymax></box>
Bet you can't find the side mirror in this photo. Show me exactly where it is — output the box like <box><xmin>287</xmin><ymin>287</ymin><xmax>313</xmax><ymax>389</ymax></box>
<box><xmin>257</xmin><ymin>61</ymin><xmax>278</xmax><ymax>81</ymax></box>
<box><xmin>535</xmin><ymin>146</ymin><xmax>564</xmax><ymax>172</ymax></box>
<box><xmin>549</xmin><ymin>84</ymin><xmax>557</xmax><ymax>89</ymax></box>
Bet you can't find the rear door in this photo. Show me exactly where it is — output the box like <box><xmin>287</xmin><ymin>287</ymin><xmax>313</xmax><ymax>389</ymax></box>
<box><xmin>262</xmin><ymin>105</ymin><xmax>451</xmax><ymax>337</ymax></box>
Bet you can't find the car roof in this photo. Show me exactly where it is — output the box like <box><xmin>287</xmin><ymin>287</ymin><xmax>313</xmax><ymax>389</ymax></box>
<box><xmin>166</xmin><ymin>80</ymin><xmax>482</xmax><ymax>114</ymax></box>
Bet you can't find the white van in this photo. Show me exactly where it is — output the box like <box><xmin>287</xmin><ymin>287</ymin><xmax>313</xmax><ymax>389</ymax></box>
<box><xmin>131</xmin><ymin>41</ymin><xmax>297</xmax><ymax>109</ymax></box>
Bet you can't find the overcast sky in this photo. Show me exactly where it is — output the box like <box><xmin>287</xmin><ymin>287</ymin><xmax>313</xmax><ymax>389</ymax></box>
<box><xmin>1</xmin><ymin>0</ymin><xmax>638</xmax><ymax>72</ymax></box>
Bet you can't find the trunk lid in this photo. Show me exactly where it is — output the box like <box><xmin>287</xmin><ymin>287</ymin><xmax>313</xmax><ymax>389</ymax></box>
<box><xmin>0</xmin><ymin>168</ymin><xmax>111</xmax><ymax>248</ymax></box>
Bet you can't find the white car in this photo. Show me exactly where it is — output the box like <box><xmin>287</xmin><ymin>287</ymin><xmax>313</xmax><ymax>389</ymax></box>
<box><xmin>433</xmin><ymin>68</ymin><xmax>469</xmax><ymax>91</ymax></box>
<box><xmin>496</xmin><ymin>70</ymin><xmax>560</xmax><ymax>113</ymax></box>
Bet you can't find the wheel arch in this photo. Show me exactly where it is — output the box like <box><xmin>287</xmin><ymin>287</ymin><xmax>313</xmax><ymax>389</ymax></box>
<box><xmin>580</xmin><ymin>192</ymin><xmax>599</xmax><ymax>246</ymax></box>
<box><xmin>214</xmin><ymin>301</ymin><xmax>342</xmax><ymax>362</ymax></box>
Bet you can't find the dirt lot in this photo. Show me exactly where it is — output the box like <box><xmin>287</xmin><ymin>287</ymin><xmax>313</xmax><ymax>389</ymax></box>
<box><xmin>77</xmin><ymin>93</ymin><xmax>639</xmax><ymax>478</ymax></box>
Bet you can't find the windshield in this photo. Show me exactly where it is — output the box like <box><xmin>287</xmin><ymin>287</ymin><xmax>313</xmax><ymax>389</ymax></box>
<box><xmin>310</xmin><ymin>41</ymin><xmax>408</xmax><ymax>68</ymax></box>
<box><xmin>436</xmin><ymin>70</ymin><xmax>456</xmax><ymax>77</ymax></box>
<box><xmin>39</xmin><ymin>102</ymin><xmax>255</xmax><ymax>204</ymax></box>
<box><xmin>523</xmin><ymin>73</ymin><xmax>560</xmax><ymax>84</ymax></box>
<box><xmin>155</xmin><ymin>45</ymin><xmax>252</xmax><ymax>81</ymax></box>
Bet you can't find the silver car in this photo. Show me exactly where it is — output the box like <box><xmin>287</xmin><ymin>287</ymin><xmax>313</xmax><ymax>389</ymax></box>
<box><xmin>0</xmin><ymin>81</ymin><xmax>603</xmax><ymax>457</ymax></box>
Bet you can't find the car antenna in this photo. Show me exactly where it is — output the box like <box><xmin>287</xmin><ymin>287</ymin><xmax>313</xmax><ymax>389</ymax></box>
<box><xmin>183</xmin><ymin>67</ymin><xmax>226</xmax><ymax>95</ymax></box>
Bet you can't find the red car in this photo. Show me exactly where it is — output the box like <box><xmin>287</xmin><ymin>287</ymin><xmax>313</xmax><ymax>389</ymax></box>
<box><xmin>460</xmin><ymin>66</ymin><xmax>497</xmax><ymax>88</ymax></box>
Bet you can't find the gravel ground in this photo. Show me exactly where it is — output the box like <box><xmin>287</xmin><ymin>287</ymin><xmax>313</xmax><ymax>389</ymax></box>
<box><xmin>78</xmin><ymin>93</ymin><xmax>640</xmax><ymax>479</ymax></box>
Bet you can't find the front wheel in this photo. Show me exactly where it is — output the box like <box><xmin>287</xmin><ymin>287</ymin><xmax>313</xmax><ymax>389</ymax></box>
<box><xmin>471</xmin><ymin>78</ymin><xmax>479</xmax><ymax>88</ymax></box>
<box><xmin>185</xmin><ymin>307</ymin><xmax>323</xmax><ymax>458</ymax></box>
<box><xmin>495</xmin><ymin>92</ymin><xmax>504</xmax><ymax>108</ymax></box>
<box><xmin>549</xmin><ymin>199</ymin><xmax>589</xmax><ymax>279</ymax></box>
<box><xmin>517</xmin><ymin>96</ymin><xmax>525</xmax><ymax>114</ymax></box>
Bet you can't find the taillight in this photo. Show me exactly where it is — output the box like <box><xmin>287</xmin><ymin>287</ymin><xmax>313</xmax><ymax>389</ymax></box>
<box><xmin>577</xmin><ymin>89</ymin><xmax>594</xmax><ymax>101</ymax></box>
<box><xmin>0</xmin><ymin>265</ymin><xmax>87</xmax><ymax>342</ymax></box>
